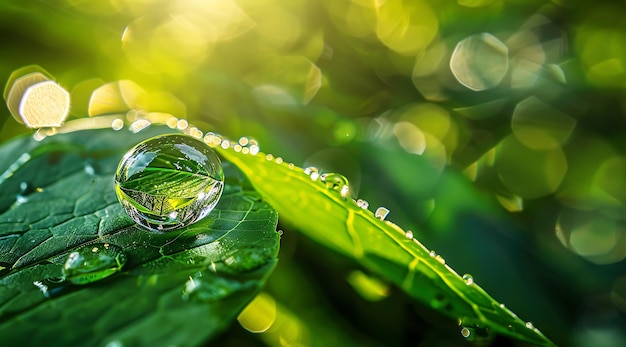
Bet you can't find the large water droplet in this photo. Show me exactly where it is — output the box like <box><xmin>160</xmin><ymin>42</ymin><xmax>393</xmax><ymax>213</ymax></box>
<box><xmin>115</xmin><ymin>134</ymin><xmax>224</xmax><ymax>231</ymax></box>
<box><xmin>63</xmin><ymin>243</ymin><xmax>127</xmax><ymax>285</ymax></box>
<box><xmin>525</xmin><ymin>321</ymin><xmax>534</xmax><ymax>329</ymax></box>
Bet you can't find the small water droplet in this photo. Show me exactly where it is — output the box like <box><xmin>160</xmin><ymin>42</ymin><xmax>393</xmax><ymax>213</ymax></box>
<box><xmin>525</xmin><ymin>321</ymin><xmax>534</xmax><ymax>329</ymax></box>
<box><xmin>405</xmin><ymin>230</ymin><xmax>414</xmax><ymax>239</ymax></box>
<box><xmin>304</xmin><ymin>166</ymin><xmax>320</xmax><ymax>181</ymax></box>
<box><xmin>238</xmin><ymin>137</ymin><xmax>249</xmax><ymax>146</ymax></box>
<box><xmin>321</xmin><ymin>173</ymin><xmax>350</xmax><ymax>198</ymax></box>
<box><xmin>176</xmin><ymin>119</ymin><xmax>188</xmax><ymax>130</ymax></box>
<box><xmin>461</xmin><ymin>327</ymin><xmax>472</xmax><ymax>338</ymax></box>
<box><xmin>111</xmin><ymin>118</ymin><xmax>124</xmax><ymax>131</ymax></box>
<box><xmin>462</xmin><ymin>274</ymin><xmax>474</xmax><ymax>285</ymax></box>
<box><xmin>182</xmin><ymin>272</ymin><xmax>242</xmax><ymax>302</ymax></box>
<box><xmin>129</xmin><ymin>119</ymin><xmax>151</xmax><ymax>133</ymax></box>
<box><xmin>221</xmin><ymin>139</ymin><xmax>231</xmax><ymax>149</ymax></box>
<box><xmin>63</xmin><ymin>243</ymin><xmax>127</xmax><ymax>285</ymax></box>
<box><xmin>356</xmin><ymin>199</ymin><xmax>369</xmax><ymax>209</ymax></box>
<box><xmin>499</xmin><ymin>303</ymin><xmax>506</xmax><ymax>309</ymax></box>
<box><xmin>203</xmin><ymin>133</ymin><xmax>222</xmax><ymax>147</ymax></box>
<box><xmin>84</xmin><ymin>160</ymin><xmax>95</xmax><ymax>175</ymax></box>
<box><xmin>249</xmin><ymin>145</ymin><xmax>260</xmax><ymax>155</ymax></box>
<box><xmin>429</xmin><ymin>250</ymin><xmax>437</xmax><ymax>257</ymax></box>
<box><xmin>115</xmin><ymin>134</ymin><xmax>224</xmax><ymax>231</ymax></box>
<box><xmin>265</xmin><ymin>153</ymin><xmax>274</xmax><ymax>161</ymax></box>
<box><xmin>233</xmin><ymin>144</ymin><xmax>242</xmax><ymax>152</ymax></box>
<box><xmin>275</xmin><ymin>157</ymin><xmax>283</xmax><ymax>164</ymax></box>
<box><xmin>242</xmin><ymin>147</ymin><xmax>250</xmax><ymax>155</ymax></box>
<box><xmin>375</xmin><ymin>207</ymin><xmax>390</xmax><ymax>220</ymax></box>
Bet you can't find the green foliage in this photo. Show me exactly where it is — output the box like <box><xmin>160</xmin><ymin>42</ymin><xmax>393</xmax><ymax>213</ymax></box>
<box><xmin>0</xmin><ymin>127</ymin><xmax>280</xmax><ymax>346</ymax></box>
<box><xmin>218</xmin><ymin>142</ymin><xmax>555</xmax><ymax>346</ymax></box>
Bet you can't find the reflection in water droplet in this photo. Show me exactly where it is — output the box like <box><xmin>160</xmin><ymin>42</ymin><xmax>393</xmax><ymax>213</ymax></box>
<box><xmin>462</xmin><ymin>274</ymin><xmax>474</xmax><ymax>285</ymax></box>
<box><xmin>63</xmin><ymin>243</ymin><xmax>127</xmax><ymax>285</ymax></box>
<box><xmin>375</xmin><ymin>207</ymin><xmax>390</xmax><ymax>220</ymax></box>
<box><xmin>356</xmin><ymin>199</ymin><xmax>369</xmax><ymax>209</ymax></box>
<box><xmin>115</xmin><ymin>134</ymin><xmax>224</xmax><ymax>231</ymax></box>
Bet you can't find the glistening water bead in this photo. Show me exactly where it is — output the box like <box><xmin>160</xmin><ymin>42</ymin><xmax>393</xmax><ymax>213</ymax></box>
<box><xmin>115</xmin><ymin>134</ymin><xmax>224</xmax><ymax>231</ymax></box>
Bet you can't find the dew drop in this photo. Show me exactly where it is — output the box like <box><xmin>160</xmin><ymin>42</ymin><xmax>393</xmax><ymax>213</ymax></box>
<box><xmin>182</xmin><ymin>272</ymin><xmax>242</xmax><ymax>302</ymax></box>
<box><xmin>375</xmin><ymin>207</ymin><xmax>390</xmax><ymax>220</ymax></box>
<box><xmin>111</xmin><ymin>118</ymin><xmax>124</xmax><ymax>131</ymax></box>
<box><xmin>238</xmin><ymin>137</ymin><xmax>249</xmax><ymax>146</ymax></box>
<box><xmin>405</xmin><ymin>230</ymin><xmax>413</xmax><ymax>239</ymax></box>
<box><xmin>304</xmin><ymin>167</ymin><xmax>320</xmax><ymax>181</ymax></box>
<box><xmin>63</xmin><ymin>243</ymin><xmax>127</xmax><ymax>285</ymax></box>
<box><xmin>356</xmin><ymin>199</ymin><xmax>369</xmax><ymax>209</ymax></box>
<box><xmin>499</xmin><ymin>303</ymin><xmax>506</xmax><ymax>309</ymax></box>
<box><xmin>429</xmin><ymin>250</ymin><xmax>437</xmax><ymax>257</ymax></box>
<box><xmin>525</xmin><ymin>321</ymin><xmax>534</xmax><ymax>329</ymax></box>
<box><xmin>115</xmin><ymin>134</ymin><xmax>224</xmax><ymax>231</ymax></box>
<box><xmin>462</xmin><ymin>274</ymin><xmax>474</xmax><ymax>285</ymax></box>
<box><xmin>233</xmin><ymin>144</ymin><xmax>242</xmax><ymax>152</ymax></box>
<box><xmin>275</xmin><ymin>157</ymin><xmax>284</xmax><ymax>164</ymax></box>
<box><xmin>221</xmin><ymin>140</ymin><xmax>230</xmax><ymax>149</ymax></box>
<box><xmin>321</xmin><ymin>173</ymin><xmax>350</xmax><ymax>198</ymax></box>
<box><xmin>461</xmin><ymin>327</ymin><xmax>472</xmax><ymax>339</ymax></box>
<box><xmin>249</xmin><ymin>145</ymin><xmax>260</xmax><ymax>156</ymax></box>
<box><xmin>242</xmin><ymin>147</ymin><xmax>250</xmax><ymax>155</ymax></box>
<box><xmin>265</xmin><ymin>153</ymin><xmax>274</xmax><ymax>161</ymax></box>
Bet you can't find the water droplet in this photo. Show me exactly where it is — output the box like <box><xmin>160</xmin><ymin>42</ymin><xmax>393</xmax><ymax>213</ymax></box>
<box><xmin>499</xmin><ymin>303</ymin><xmax>506</xmax><ymax>309</ymax></box>
<box><xmin>115</xmin><ymin>134</ymin><xmax>224</xmax><ymax>231</ymax></box>
<box><xmin>356</xmin><ymin>199</ymin><xmax>369</xmax><ymax>209</ymax></box>
<box><xmin>182</xmin><ymin>272</ymin><xmax>242</xmax><ymax>302</ymax></box>
<box><xmin>321</xmin><ymin>173</ymin><xmax>350</xmax><ymax>198</ymax></box>
<box><xmin>462</xmin><ymin>274</ymin><xmax>474</xmax><ymax>285</ymax></box>
<box><xmin>242</xmin><ymin>147</ymin><xmax>250</xmax><ymax>155</ymax></box>
<box><xmin>375</xmin><ymin>207</ymin><xmax>390</xmax><ymax>220</ymax></box>
<box><xmin>249</xmin><ymin>145</ymin><xmax>260</xmax><ymax>155</ymax></box>
<box><xmin>405</xmin><ymin>230</ymin><xmax>414</xmax><ymax>239</ymax></box>
<box><xmin>461</xmin><ymin>327</ymin><xmax>472</xmax><ymax>338</ymax></box>
<box><xmin>525</xmin><ymin>321</ymin><xmax>534</xmax><ymax>329</ymax></box>
<box><xmin>304</xmin><ymin>166</ymin><xmax>320</xmax><ymax>181</ymax></box>
<box><xmin>111</xmin><ymin>118</ymin><xmax>124</xmax><ymax>131</ymax></box>
<box><xmin>238</xmin><ymin>137</ymin><xmax>249</xmax><ymax>146</ymax></box>
<box><xmin>221</xmin><ymin>139</ymin><xmax>231</xmax><ymax>149</ymax></box>
<box><xmin>429</xmin><ymin>250</ymin><xmax>437</xmax><ymax>257</ymax></box>
<box><xmin>275</xmin><ymin>157</ymin><xmax>283</xmax><ymax>164</ymax></box>
<box><xmin>63</xmin><ymin>243</ymin><xmax>127</xmax><ymax>285</ymax></box>
<box><xmin>265</xmin><ymin>153</ymin><xmax>274</xmax><ymax>161</ymax></box>
<box><xmin>233</xmin><ymin>144</ymin><xmax>242</xmax><ymax>152</ymax></box>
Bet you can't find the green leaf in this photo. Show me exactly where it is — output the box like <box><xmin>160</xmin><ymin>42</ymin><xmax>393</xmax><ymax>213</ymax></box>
<box><xmin>0</xmin><ymin>126</ymin><xmax>280</xmax><ymax>346</ymax></box>
<box><xmin>217</xmin><ymin>146</ymin><xmax>556</xmax><ymax>347</ymax></box>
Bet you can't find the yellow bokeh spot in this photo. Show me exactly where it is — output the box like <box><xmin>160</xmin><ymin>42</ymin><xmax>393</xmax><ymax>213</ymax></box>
<box><xmin>375</xmin><ymin>0</ymin><xmax>438</xmax><ymax>56</ymax></box>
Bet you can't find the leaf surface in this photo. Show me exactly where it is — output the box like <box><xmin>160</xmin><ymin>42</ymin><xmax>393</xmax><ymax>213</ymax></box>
<box><xmin>217</xmin><ymin>145</ymin><xmax>556</xmax><ymax>347</ymax></box>
<box><xmin>0</xmin><ymin>127</ymin><xmax>280</xmax><ymax>346</ymax></box>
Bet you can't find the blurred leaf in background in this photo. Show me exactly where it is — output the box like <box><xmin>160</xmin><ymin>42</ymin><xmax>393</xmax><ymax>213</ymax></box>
<box><xmin>1</xmin><ymin>0</ymin><xmax>626</xmax><ymax>346</ymax></box>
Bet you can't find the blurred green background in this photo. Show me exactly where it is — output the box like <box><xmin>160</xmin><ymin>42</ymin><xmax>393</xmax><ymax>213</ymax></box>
<box><xmin>1</xmin><ymin>0</ymin><xmax>626</xmax><ymax>346</ymax></box>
